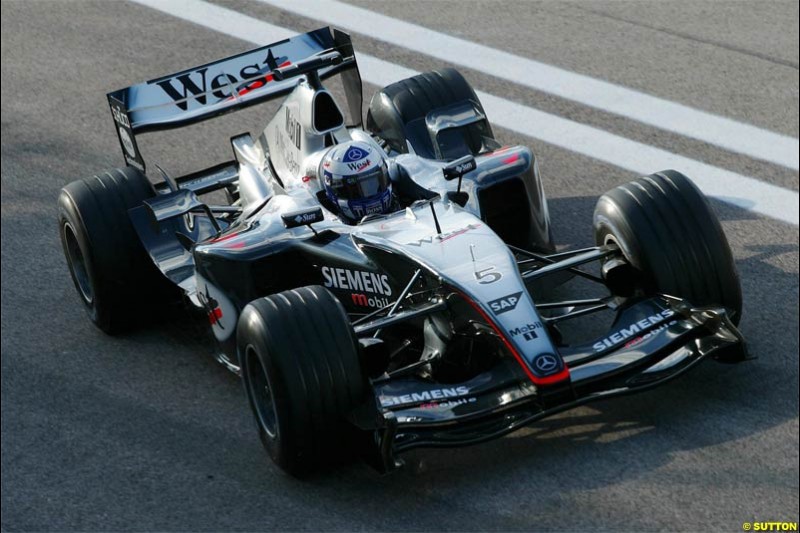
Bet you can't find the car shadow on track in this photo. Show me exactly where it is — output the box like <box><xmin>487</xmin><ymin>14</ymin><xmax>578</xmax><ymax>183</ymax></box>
<box><xmin>6</xmin><ymin>192</ymin><xmax>795</xmax><ymax>530</ymax></box>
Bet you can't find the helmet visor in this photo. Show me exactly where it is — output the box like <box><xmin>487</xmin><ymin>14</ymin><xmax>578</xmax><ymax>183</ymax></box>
<box><xmin>332</xmin><ymin>163</ymin><xmax>389</xmax><ymax>200</ymax></box>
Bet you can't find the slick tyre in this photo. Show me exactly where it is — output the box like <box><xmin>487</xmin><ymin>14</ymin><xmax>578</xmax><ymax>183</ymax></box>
<box><xmin>367</xmin><ymin>68</ymin><xmax>493</xmax><ymax>158</ymax></box>
<box><xmin>238</xmin><ymin>286</ymin><xmax>366</xmax><ymax>476</ymax></box>
<box><xmin>593</xmin><ymin>170</ymin><xmax>742</xmax><ymax>323</ymax></box>
<box><xmin>58</xmin><ymin>166</ymin><xmax>174</xmax><ymax>334</ymax></box>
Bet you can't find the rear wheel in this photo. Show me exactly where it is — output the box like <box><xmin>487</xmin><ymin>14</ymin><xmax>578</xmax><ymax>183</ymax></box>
<box><xmin>58</xmin><ymin>167</ymin><xmax>174</xmax><ymax>334</ymax></box>
<box><xmin>367</xmin><ymin>67</ymin><xmax>495</xmax><ymax>159</ymax></box>
<box><xmin>369</xmin><ymin>68</ymin><xmax>553</xmax><ymax>251</ymax></box>
<box><xmin>593</xmin><ymin>170</ymin><xmax>742</xmax><ymax>323</ymax></box>
<box><xmin>237</xmin><ymin>286</ymin><xmax>366</xmax><ymax>476</ymax></box>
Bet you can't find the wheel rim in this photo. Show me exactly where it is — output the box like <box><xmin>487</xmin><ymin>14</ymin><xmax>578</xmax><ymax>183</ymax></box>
<box><xmin>246</xmin><ymin>346</ymin><xmax>278</xmax><ymax>439</ymax></box>
<box><xmin>63</xmin><ymin>222</ymin><xmax>93</xmax><ymax>305</ymax></box>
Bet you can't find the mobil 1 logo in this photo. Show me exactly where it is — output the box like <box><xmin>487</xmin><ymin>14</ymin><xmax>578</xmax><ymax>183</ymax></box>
<box><xmin>509</xmin><ymin>321</ymin><xmax>544</xmax><ymax>342</ymax></box>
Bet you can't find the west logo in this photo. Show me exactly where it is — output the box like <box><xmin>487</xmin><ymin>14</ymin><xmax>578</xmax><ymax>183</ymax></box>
<box><xmin>406</xmin><ymin>223</ymin><xmax>482</xmax><ymax>247</ymax></box>
<box><xmin>488</xmin><ymin>292</ymin><xmax>523</xmax><ymax>315</ymax></box>
<box><xmin>346</xmin><ymin>159</ymin><xmax>371</xmax><ymax>172</ymax></box>
<box><xmin>153</xmin><ymin>50</ymin><xmax>290</xmax><ymax>111</ymax></box>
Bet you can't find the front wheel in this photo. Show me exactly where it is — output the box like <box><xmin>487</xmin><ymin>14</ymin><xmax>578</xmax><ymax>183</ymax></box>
<box><xmin>593</xmin><ymin>170</ymin><xmax>742</xmax><ymax>323</ymax></box>
<box><xmin>237</xmin><ymin>286</ymin><xmax>366</xmax><ymax>476</ymax></box>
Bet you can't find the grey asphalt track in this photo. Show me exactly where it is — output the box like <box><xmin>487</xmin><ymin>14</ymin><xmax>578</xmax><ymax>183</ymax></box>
<box><xmin>1</xmin><ymin>0</ymin><xmax>798</xmax><ymax>531</ymax></box>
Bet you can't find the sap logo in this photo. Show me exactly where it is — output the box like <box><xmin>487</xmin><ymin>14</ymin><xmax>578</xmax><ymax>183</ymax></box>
<box><xmin>509</xmin><ymin>321</ymin><xmax>543</xmax><ymax>342</ymax></box>
<box><xmin>488</xmin><ymin>292</ymin><xmax>522</xmax><ymax>315</ymax></box>
<box><xmin>153</xmin><ymin>50</ymin><xmax>289</xmax><ymax>111</ymax></box>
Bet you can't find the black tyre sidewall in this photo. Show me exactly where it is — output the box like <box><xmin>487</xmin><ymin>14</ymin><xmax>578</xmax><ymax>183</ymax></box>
<box><xmin>59</xmin><ymin>198</ymin><xmax>106</xmax><ymax>328</ymax></box>
<box><xmin>238</xmin><ymin>286</ymin><xmax>365</xmax><ymax>476</ymax></box>
<box><xmin>368</xmin><ymin>68</ymin><xmax>493</xmax><ymax>157</ymax></box>
<box><xmin>57</xmin><ymin>167</ymin><xmax>170</xmax><ymax>334</ymax></box>
<box><xmin>594</xmin><ymin>171</ymin><xmax>742</xmax><ymax>322</ymax></box>
<box><xmin>239</xmin><ymin>325</ymin><xmax>295</xmax><ymax>470</ymax></box>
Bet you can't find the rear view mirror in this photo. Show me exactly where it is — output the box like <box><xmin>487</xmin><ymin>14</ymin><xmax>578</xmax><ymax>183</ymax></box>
<box><xmin>442</xmin><ymin>155</ymin><xmax>477</xmax><ymax>181</ymax></box>
<box><xmin>282</xmin><ymin>207</ymin><xmax>325</xmax><ymax>229</ymax></box>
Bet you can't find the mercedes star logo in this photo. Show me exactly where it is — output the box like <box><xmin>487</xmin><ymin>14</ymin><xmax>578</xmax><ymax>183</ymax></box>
<box><xmin>534</xmin><ymin>354</ymin><xmax>558</xmax><ymax>373</ymax></box>
<box><xmin>344</xmin><ymin>147</ymin><xmax>365</xmax><ymax>161</ymax></box>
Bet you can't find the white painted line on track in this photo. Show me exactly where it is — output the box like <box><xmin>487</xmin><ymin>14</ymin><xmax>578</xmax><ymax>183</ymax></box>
<box><xmin>131</xmin><ymin>0</ymin><xmax>799</xmax><ymax>225</ymax></box>
<box><xmin>258</xmin><ymin>0</ymin><xmax>799</xmax><ymax>172</ymax></box>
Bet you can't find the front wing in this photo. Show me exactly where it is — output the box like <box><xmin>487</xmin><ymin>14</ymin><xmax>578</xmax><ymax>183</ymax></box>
<box><xmin>356</xmin><ymin>295</ymin><xmax>747</xmax><ymax>471</ymax></box>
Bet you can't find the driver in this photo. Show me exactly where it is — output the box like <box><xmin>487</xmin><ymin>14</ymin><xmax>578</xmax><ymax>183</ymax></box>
<box><xmin>320</xmin><ymin>140</ymin><xmax>394</xmax><ymax>224</ymax></box>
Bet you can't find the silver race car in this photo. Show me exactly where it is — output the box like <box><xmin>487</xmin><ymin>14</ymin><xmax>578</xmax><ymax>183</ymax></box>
<box><xmin>58</xmin><ymin>27</ymin><xmax>747</xmax><ymax>475</ymax></box>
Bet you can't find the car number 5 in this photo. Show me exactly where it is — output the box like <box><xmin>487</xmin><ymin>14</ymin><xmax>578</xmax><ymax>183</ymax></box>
<box><xmin>474</xmin><ymin>266</ymin><xmax>502</xmax><ymax>284</ymax></box>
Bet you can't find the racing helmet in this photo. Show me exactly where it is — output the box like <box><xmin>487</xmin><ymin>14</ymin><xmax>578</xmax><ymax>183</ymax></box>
<box><xmin>320</xmin><ymin>140</ymin><xmax>393</xmax><ymax>223</ymax></box>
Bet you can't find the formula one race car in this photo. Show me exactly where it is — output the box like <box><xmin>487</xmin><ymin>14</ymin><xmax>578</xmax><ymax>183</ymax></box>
<box><xmin>58</xmin><ymin>27</ymin><xmax>747</xmax><ymax>475</ymax></box>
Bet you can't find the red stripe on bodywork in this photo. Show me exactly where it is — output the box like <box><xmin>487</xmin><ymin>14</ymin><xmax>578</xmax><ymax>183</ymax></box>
<box><xmin>211</xmin><ymin>231</ymin><xmax>241</xmax><ymax>243</ymax></box>
<box><xmin>230</xmin><ymin>60</ymin><xmax>293</xmax><ymax>99</ymax></box>
<box><xmin>459</xmin><ymin>291</ymin><xmax>570</xmax><ymax>386</ymax></box>
<box><xmin>209</xmin><ymin>307</ymin><xmax>223</xmax><ymax>325</ymax></box>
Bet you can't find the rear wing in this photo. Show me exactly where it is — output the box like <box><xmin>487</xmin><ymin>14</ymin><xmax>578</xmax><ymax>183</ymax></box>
<box><xmin>107</xmin><ymin>27</ymin><xmax>362</xmax><ymax>172</ymax></box>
